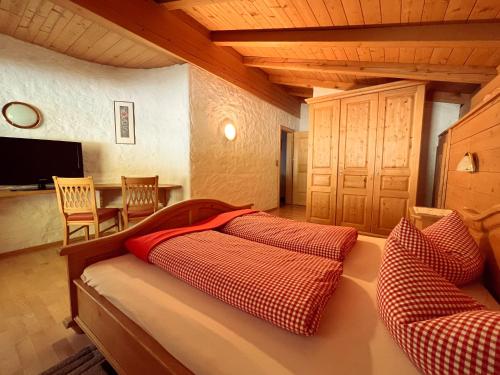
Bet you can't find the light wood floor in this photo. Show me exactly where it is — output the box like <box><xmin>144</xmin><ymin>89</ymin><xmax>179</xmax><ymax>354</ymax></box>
<box><xmin>0</xmin><ymin>205</ymin><xmax>304</xmax><ymax>374</ymax></box>
<box><xmin>268</xmin><ymin>204</ymin><xmax>306</xmax><ymax>221</ymax></box>
<box><xmin>0</xmin><ymin>247</ymin><xmax>91</xmax><ymax>375</ymax></box>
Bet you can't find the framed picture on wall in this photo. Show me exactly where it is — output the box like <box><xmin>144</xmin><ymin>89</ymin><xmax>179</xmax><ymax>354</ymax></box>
<box><xmin>114</xmin><ymin>101</ymin><xmax>135</xmax><ymax>144</ymax></box>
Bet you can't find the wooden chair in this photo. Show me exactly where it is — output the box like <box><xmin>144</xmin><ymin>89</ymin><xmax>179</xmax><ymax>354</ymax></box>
<box><xmin>121</xmin><ymin>176</ymin><xmax>159</xmax><ymax>229</ymax></box>
<box><xmin>53</xmin><ymin>176</ymin><xmax>121</xmax><ymax>246</ymax></box>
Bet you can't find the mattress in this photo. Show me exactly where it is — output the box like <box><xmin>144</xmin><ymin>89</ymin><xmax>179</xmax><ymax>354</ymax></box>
<box><xmin>81</xmin><ymin>235</ymin><xmax>499</xmax><ymax>375</ymax></box>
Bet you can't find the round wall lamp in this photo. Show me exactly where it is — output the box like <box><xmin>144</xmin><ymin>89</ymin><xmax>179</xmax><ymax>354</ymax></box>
<box><xmin>224</xmin><ymin>122</ymin><xmax>237</xmax><ymax>141</ymax></box>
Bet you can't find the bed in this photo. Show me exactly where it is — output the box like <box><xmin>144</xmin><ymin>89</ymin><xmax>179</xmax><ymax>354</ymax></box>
<box><xmin>60</xmin><ymin>199</ymin><xmax>500</xmax><ymax>375</ymax></box>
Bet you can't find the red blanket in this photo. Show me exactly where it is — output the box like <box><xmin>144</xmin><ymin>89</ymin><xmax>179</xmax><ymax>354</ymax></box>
<box><xmin>125</xmin><ymin>209</ymin><xmax>256</xmax><ymax>261</ymax></box>
<box><xmin>221</xmin><ymin>212</ymin><xmax>358</xmax><ymax>261</ymax></box>
<box><xmin>149</xmin><ymin>230</ymin><xmax>342</xmax><ymax>335</ymax></box>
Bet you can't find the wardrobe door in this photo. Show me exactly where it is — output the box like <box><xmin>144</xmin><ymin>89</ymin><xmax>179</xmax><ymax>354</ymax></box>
<box><xmin>371</xmin><ymin>85</ymin><xmax>425</xmax><ymax>235</ymax></box>
<box><xmin>336</xmin><ymin>94</ymin><xmax>378</xmax><ymax>232</ymax></box>
<box><xmin>306</xmin><ymin>100</ymin><xmax>340</xmax><ymax>224</ymax></box>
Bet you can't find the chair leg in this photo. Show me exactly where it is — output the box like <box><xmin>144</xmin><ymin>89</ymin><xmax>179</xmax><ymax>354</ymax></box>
<box><xmin>122</xmin><ymin>212</ymin><xmax>128</xmax><ymax>230</ymax></box>
<box><xmin>84</xmin><ymin>226</ymin><xmax>90</xmax><ymax>241</ymax></box>
<box><xmin>63</xmin><ymin>225</ymin><xmax>69</xmax><ymax>246</ymax></box>
<box><xmin>94</xmin><ymin>220</ymin><xmax>100</xmax><ymax>239</ymax></box>
<box><xmin>116</xmin><ymin>213</ymin><xmax>122</xmax><ymax>232</ymax></box>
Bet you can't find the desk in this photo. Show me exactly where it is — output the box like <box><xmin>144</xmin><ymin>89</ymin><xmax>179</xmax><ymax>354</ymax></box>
<box><xmin>0</xmin><ymin>183</ymin><xmax>182</xmax><ymax>207</ymax></box>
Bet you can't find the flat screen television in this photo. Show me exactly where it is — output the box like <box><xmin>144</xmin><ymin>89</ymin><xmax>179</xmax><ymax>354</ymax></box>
<box><xmin>0</xmin><ymin>136</ymin><xmax>83</xmax><ymax>188</ymax></box>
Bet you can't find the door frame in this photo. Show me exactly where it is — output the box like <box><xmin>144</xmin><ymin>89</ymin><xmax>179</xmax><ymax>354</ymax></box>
<box><xmin>277</xmin><ymin>125</ymin><xmax>294</xmax><ymax>209</ymax></box>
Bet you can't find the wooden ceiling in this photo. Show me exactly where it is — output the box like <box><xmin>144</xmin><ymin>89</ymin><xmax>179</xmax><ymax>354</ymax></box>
<box><xmin>174</xmin><ymin>0</ymin><xmax>500</xmax><ymax>29</ymax></box>
<box><xmin>0</xmin><ymin>0</ymin><xmax>182</xmax><ymax>68</ymax></box>
<box><xmin>164</xmin><ymin>0</ymin><xmax>500</xmax><ymax>101</ymax></box>
<box><xmin>1</xmin><ymin>0</ymin><xmax>499</xmax><ymax>115</ymax></box>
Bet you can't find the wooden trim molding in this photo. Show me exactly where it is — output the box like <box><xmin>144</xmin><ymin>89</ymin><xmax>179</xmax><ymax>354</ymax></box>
<box><xmin>55</xmin><ymin>0</ymin><xmax>300</xmax><ymax>117</ymax></box>
<box><xmin>212</xmin><ymin>22</ymin><xmax>500</xmax><ymax>49</ymax></box>
<box><xmin>305</xmin><ymin>80</ymin><xmax>427</xmax><ymax>104</ymax></box>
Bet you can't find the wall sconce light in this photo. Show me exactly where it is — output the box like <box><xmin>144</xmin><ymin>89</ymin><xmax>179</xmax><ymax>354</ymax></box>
<box><xmin>456</xmin><ymin>152</ymin><xmax>477</xmax><ymax>173</ymax></box>
<box><xmin>224</xmin><ymin>122</ymin><xmax>236</xmax><ymax>141</ymax></box>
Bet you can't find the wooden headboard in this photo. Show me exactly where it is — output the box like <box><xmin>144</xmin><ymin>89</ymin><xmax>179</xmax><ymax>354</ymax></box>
<box><xmin>460</xmin><ymin>205</ymin><xmax>500</xmax><ymax>301</ymax></box>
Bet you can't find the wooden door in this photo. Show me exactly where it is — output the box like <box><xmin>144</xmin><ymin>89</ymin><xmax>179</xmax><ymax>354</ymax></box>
<box><xmin>293</xmin><ymin>131</ymin><xmax>308</xmax><ymax>206</ymax></box>
<box><xmin>371</xmin><ymin>85</ymin><xmax>426</xmax><ymax>235</ymax></box>
<box><xmin>306</xmin><ymin>101</ymin><xmax>340</xmax><ymax>224</ymax></box>
<box><xmin>336</xmin><ymin>94</ymin><xmax>378</xmax><ymax>232</ymax></box>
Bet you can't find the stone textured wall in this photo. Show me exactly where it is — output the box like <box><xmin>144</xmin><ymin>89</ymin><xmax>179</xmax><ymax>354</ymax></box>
<box><xmin>189</xmin><ymin>67</ymin><xmax>299</xmax><ymax>210</ymax></box>
<box><xmin>0</xmin><ymin>35</ymin><xmax>190</xmax><ymax>253</ymax></box>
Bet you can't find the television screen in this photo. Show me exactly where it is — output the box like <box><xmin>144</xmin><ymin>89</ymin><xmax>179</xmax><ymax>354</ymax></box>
<box><xmin>0</xmin><ymin>137</ymin><xmax>83</xmax><ymax>186</ymax></box>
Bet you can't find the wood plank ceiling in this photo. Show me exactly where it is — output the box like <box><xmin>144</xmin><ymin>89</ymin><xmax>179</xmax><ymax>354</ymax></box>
<box><xmin>0</xmin><ymin>0</ymin><xmax>182</xmax><ymax>68</ymax></box>
<box><xmin>173</xmin><ymin>0</ymin><xmax>500</xmax><ymax>100</ymax></box>
<box><xmin>1</xmin><ymin>0</ymin><xmax>499</xmax><ymax>106</ymax></box>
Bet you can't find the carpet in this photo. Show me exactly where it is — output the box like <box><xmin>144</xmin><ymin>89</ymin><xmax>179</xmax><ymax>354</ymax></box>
<box><xmin>40</xmin><ymin>346</ymin><xmax>117</xmax><ymax>375</ymax></box>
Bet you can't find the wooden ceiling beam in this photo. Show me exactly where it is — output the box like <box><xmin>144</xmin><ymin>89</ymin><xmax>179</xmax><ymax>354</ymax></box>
<box><xmin>246</xmin><ymin>57</ymin><xmax>496</xmax><ymax>84</ymax></box>
<box><xmin>212</xmin><ymin>22</ymin><xmax>500</xmax><ymax>48</ymax></box>
<box><xmin>56</xmin><ymin>0</ymin><xmax>300</xmax><ymax>117</ymax></box>
<box><xmin>268</xmin><ymin>76</ymin><xmax>368</xmax><ymax>90</ymax></box>
<box><xmin>284</xmin><ymin>86</ymin><xmax>314</xmax><ymax>98</ymax></box>
<box><xmin>155</xmin><ymin>0</ymin><xmax>233</xmax><ymax>10</ymax></box>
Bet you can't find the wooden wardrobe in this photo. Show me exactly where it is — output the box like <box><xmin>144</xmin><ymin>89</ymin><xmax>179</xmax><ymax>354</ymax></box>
<box><xmin>305</xmin><ymin>81</ymin><xmax>426</xmax><ymax>235</ymax></box>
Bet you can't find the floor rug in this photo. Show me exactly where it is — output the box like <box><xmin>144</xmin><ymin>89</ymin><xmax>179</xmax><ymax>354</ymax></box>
<box><xmin>40</xmin><ymin>345</ymin><xmax>117</xmax><ymax>375</ymax></box>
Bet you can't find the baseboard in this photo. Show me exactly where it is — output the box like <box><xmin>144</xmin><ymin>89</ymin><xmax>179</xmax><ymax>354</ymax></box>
<box><xmin>0</xmin><ymin>229</ymin><xmax>123</xmax><ymax>259</ymax></box>
<box><xmin>0</xmin><ymin>240</ymin><xmax>64</xmax><ymax>259</ymax></box>
<box><xmin>0</xmin><ymin>234</ymin><xmax>89</xmax><ymax>259</ymax></box>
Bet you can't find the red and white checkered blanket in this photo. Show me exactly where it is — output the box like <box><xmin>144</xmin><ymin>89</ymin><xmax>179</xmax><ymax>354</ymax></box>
<box><xmin>149</xmin><ymin>230</ymin><xmax>343</xmax><ymax>336</ymax></box>
<box><xmin>220</xmin><ymin>212</ymin><xmax>358</xmax><ymax>261</ymax></box>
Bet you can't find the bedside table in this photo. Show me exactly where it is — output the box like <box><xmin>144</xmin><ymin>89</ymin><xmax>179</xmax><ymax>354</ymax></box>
<box><xmin>409</xmin><ymin>206</ymin><xmax>453</xmax><ymax>230</ymax></box>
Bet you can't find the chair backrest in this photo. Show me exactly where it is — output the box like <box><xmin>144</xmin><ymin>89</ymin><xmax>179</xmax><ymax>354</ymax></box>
<box><xmin>53</xmin><ymin>176</ymin><xmax>98</xmax><ymax>217</ymax></box>
<box><xmin>121</xmin><ymin>176</ymin><xmax>159</xmax><ymax>214</ymax></box>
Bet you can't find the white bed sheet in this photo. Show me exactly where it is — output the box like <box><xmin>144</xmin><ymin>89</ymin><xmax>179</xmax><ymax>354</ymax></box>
<box><xmin>82</xmin><ymin>234</ymin><xmax>498</xmax><ymax>375</ymax></box>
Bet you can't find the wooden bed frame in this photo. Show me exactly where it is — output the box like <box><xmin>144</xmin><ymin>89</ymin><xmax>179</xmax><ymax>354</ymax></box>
<box><xmin>60</xmin><ymin>199</ymin><xmax>500</xmax><ymax>375</ymax></box>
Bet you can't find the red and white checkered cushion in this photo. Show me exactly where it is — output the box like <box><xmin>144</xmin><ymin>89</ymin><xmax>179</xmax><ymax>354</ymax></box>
<box><xmin>221</xmin><ymin>212</ymin><xmax>358</xmax><ymax>261</ymax></box>
<box><xmin>423</xmin><ymin>211</ymin><xmax>484</xmax><ymax>284</ymax></box>
<box><xmin>401</xmin><ymin>310</ymin><xmax>500</xmax><ymax>375</ymax></box>
<box><xmin>149</xmin><ymin>230</ymin><xmax>343</xmax><ymax>336</ymax></box>
<box><xmin>377</xmin><ymin>236</ymin><xmax>484</xmax><ymax>335</ymax></box>
<box><xmin>391</xmin><ymin>218</ymin><xmax>471</xmax><ymax>285</ymax></box>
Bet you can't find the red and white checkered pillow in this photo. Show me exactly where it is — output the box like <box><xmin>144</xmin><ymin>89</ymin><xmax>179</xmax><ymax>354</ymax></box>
<box><xmin>423</xmin><ymin>211</ymin><xmax>484</xmax><ymax>284</ymax></box>
<box><xmin>221</xmin><ymin>212</ymin><xmax>358</xmax><ymax>261</ymax></box>
<box><xmin>377</xmin><ymin>236</ymin><xmax>484</xmax><ymax>335</ymax></box>
<box><xmin>391</xmin><ymin>217</ymin><xmax>471</xmax><ymax>285</ymax></box>
<box><xmin>401</xmin><ymin>310</ymin><xmax>500</xmax><ymax>375</ymax></box>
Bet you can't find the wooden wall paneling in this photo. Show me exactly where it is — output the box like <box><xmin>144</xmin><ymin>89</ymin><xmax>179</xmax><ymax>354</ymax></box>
<box><xmin>371</xmin><ymin>84</ymin><xmax>426</xmax><ymax>235</ymax></box>
<box><xmin>335</xmin><ymin>93</ymin><xmax>378</xmax><ymax>232</ymax></box>
<box><xmin>292</xmin><ymin>131</ymin><xmax>308</xmax><ymax>206</ymax></box>
<box><xmin>445</xmin><ymin>94</ymin><xmax>500</xmax><ymax>212</ymax></box>
<box><xmin>471</xmin><ymin>69</ymin><xmax>500</xmax><ymax>109</ymax></box>
<box><xmin>306</xmin><ymin>100</ymin><xmax>340</xmax><ymax>224</ymax></box>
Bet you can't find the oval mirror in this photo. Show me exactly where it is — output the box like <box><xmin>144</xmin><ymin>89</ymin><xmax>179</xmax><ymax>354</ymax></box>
<box><xmin>2</xmin><ymin>102</ymin><xmax>42</xmax><ymax>129</ymax></box>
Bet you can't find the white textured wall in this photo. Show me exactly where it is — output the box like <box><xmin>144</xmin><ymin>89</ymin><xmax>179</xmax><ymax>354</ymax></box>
<box><xmin>0</xmin><ymin>35</ymin><xmax>190</xmax><ymax>253</ymax></box>
<box><xmin>189</xmin><ymin>67</ymin><xmax>299</xmax><ymax>210</ymax></box>
<box><xmin>298</xmin><ymin>103</ymin><xmax>309</xmax><ymax>131</ymax></box>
